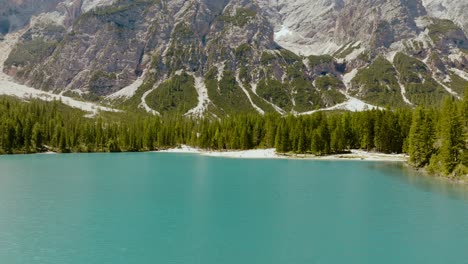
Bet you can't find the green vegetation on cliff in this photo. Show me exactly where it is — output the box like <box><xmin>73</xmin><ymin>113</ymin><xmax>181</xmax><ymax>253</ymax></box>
<box><xmin>394</xmin><ymin>52</ymin><xmax>447</xmax><ymax>106</ymax></box>
<box><xmin>308</xmin><ymin>55</ymin><xmax>334</xmax><ymax>67</ymax></box>
<box><xmin>145</xmin><ymin>73</ymin><xmax>198</xmax><ymax>114</ymax></box>
<box><xmin>427</xmin><ymin>18</ymin><xmax>462</xmax><ymax>43</ymax></box>
<box><xmin>447</xmin><ymin>73</ymin><xmax>468</xmax><ymax>95</ymax></box>
<box><xmin>5</xmin><ymin>38</ymin><xmax>58</xmax><ymax>68</ymax></box>
<box><xmin>351</xmin><ymin>56</ymin><xmax>405</xmax><ymax>107</ymax></box>
<box><xmin>205</xmin><ymin>69</ymin><xmax>254</xmax><ymax>114</ymax></box>
<box><xmin>257</xmin><ymin>78</ymin><xmax>291</xmax><ymax>111</ymax></box>
<box><xmin>218</xmin><ymin>8</ymin><xmax>257</xmax><ymax>27</ymax></box>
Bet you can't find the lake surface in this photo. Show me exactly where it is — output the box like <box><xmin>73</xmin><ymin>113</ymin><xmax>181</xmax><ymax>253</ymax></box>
<box><xmin>0</xmin><ymin>153</ymin><xmax>468</xmax><ymax>264</ymax></box>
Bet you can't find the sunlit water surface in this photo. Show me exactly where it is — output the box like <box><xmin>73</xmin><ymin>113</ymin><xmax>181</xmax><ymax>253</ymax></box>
<box><xmin>0</xmin><ymin>153</ymin><xmax>467</xmax><ymax>264</ymax></box>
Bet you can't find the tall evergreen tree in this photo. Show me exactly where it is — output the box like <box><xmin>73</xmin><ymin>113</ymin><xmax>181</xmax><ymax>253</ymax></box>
<box><xmin>31</xmin><ymin>123</ymin><xmax>43</xmax><ymax>151</ymax></box>
<box><xmin>438</xmin><ymin>98</ymin><xmax>463</xmax><ymax>175</ymax></box>
<box><xmin>408</xmin><ymin>107</ymin><xmax>434</xmax><ymax>167</ymax></box>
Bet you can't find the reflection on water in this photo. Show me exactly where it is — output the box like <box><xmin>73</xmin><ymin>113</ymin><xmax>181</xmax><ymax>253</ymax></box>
<box><xmin>368</xmin><ymin>162</ymin><xmax>468</xmax><ymax>201</ymax></box>
<box><xmin>0</xmin><ymin>153</ymin><xmax>467</xmax><ymax>264</ymax></box>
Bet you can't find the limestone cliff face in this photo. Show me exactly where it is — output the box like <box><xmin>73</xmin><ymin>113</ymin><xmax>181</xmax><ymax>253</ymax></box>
<box><xmin>29</xmin><ymin>1</ymin><xmax>157</xmax><ymax>94</ymax></box>
<box><xmin>0</xmin><ymin>0</ymin><xmax>467</xmax><ymax>114</ymax></box>
<box><xmin>0</xmin><ymin>0</ymin><xmax>63</xmax><ymax>33</ymax></box>
<box><xmin>5</xmin><ymin>0</ymin><xmax>277</xmax><ymax>95</ymax></box>
<box><xmin>423</xmin><ymin>0</ymin><xmax>468</xmax><ymax>34</ymax></box>
<box><xmin>258</xmin><ymin>0</ymin><xmax>429</xmax><ymax>55</ymax></box>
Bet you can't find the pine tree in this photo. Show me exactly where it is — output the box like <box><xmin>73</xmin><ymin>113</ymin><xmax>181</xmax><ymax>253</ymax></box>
<box><xmin>23</xmin><ymin>118</ymin><xmax>32</xmax><ymax>153</ymax></box>
<box><xmin>408</xmin><ymin>107</ymin><xmax>434</xmax><ymax>167</ymax></box>
<box><xmin>342</xmin><ymin>113</ymin><xmax>354</xmax><ymax>149</ymax></box>
<box><xmin>275</xmin><ymin>121</ymin><xmax>290</xmax><ymax>153</ymax></box>
<box><xmin>59</xmin><ymin>127</ymin><xmax>68</xmax><ymax>153</ymax></box>
<box><xmin>240</xmin><ymin>125</ymin><xmax>251</xmax><ymax>150</ymax></box>
<box><xmin>330</xmin><ymin>117</ymin><xmax>345</xmax><ymax>153</ymax></box>
<box><xmin>359</xmin><ymin>111</ymin><xmax>375</xmax><ymax>151</ymax></box>
<box><xmin>438</xmin><ymin>98</ymin><xmax>463</xmax><ymax>175</ymax></box>
<box><xmin>296</xmin><ymin>120</ymin><xmax>307</xmax><ymax>153</ymax></box>
<box><xmin>463</xmin><ymin>87</ymin><xmax>468</xmax><ymax>127</ymax></box>
<box><xmin>3</xmin><ymin>120</ymin><xmax>15</xmax><ymax>154</ymax></box>
<box><xmin>462</xmin><ymin>88</ymin><xmax>468</xmax><ymax>168</ymax></box>
<box><xmin>31</xmin><ymin>123</ymin><xmax>43</xmax><ymax>152</ymax></box>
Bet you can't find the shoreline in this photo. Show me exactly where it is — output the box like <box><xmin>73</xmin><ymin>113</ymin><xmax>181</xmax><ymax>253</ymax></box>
<box><xmin>5</xmin><ymin>147</ymin><xmax>466</xmax><ymax>184</ymax></box>
<box><xmin>158</xmin><ymin>145</ymin><xmax>407</xmax><ymax>162</ymax></box>
<box><xmin>0</xmin><ymin>146</ymin><xmax>410</xmax><ymax>162</ymax></box>
<box><xmin>160</xmin><ymin>146</ymin><xmax>467</xmax><ymax>184</ymax></box>
<box><xmin>401</xmin><ymin>163</ymin><xmax>468</xmax><ymax>185</ymax></box>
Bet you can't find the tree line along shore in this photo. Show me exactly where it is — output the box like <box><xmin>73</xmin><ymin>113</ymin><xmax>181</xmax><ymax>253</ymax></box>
<box><xmin>0</xmin><ymin>92</ymin><xmax>466</xmax><ymax>179</ymax></box>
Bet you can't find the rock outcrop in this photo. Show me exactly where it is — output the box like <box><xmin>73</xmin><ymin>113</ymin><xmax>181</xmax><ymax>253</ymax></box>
<box><xmin>0</xmin><ymin>0</ymin><xmax>467</xmax><ymax>115</ymax></box>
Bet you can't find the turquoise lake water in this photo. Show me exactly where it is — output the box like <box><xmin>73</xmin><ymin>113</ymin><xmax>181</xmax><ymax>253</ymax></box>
<box><xmin>0</xmin><ymin>153</ymin><xmax>468</xmax><ymax>264</ymax></box>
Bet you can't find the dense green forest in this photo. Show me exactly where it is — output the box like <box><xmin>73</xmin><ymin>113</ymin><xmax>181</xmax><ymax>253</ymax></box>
<box><xmin>0</xmin><ymin>93</ymin><xmax>466</xmax><ymax>178</ymax></box>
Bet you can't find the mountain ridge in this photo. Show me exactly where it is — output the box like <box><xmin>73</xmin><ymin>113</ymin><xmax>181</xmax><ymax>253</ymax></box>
<box><xmin>0</xmin><ymin>0</ymin><xmax>467</xmax><ymax>116</ymax></box>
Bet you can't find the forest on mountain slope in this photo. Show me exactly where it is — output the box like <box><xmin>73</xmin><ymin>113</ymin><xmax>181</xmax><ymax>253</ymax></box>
<box><xmin>0</xmin><ymin>90</ymin><xmax>466</xmax><ymax>178</ymax></box>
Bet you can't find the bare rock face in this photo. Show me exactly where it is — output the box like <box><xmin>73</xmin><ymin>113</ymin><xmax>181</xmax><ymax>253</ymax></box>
<box><xmin>0</xmin><ymin>0</ymin><xmax>467</xmax><ymax>112</ymax></box>
<box><xmin>30</xmin><ymin>1</ymin><xmax>161</xmax><ymax>93</ymax></box>
<box><xmin>258</xmin><ymin>0</ymin><xmax>428</xmax><ymax>55</ymax></box>
<box><xmin>0</xmin><ymin>0</ymin><xmax>120</xmax><ymax>34</ymax></box>
<box><xmin>0</xmin><ymin>0</ymin><xmax>64</xmax><ymax>32</ymax></box>
<box><xmin>257</xmin><ymin>0</ymin><xmax>342</xmax><ymax>55</ymax></box>
<box><xmin>423</xmin><ymin>0</ymin><xmax>468</xmax><ymax>33</ymax></box>
<box><xmin>80</xmin><ymin>0</ymin><xmax>116</xmax><ymax>13</ymax></box>
<box><xmin>3</xmin><ymin>0</ymin><xmax>276</xmax><ymax>94</ymax></box>
<box><xmin>200</xmin><ymin>0</ymin><xmax>231</xmax><ymax>14</ymax></box>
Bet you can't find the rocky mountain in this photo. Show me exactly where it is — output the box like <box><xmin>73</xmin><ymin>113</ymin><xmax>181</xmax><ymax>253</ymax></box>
<box><xmin>0</xmin><ymin>0</ymin><xmax>467</xmax><ymax>117</ymax></box>
<box><xmin>0</xmin><ymin>0</ymin><xmax>121</xmax><ymax>40</ymax></box>
<box><xmin>258</xmin><ymin>0</ymin><xmax>430</xmax><ymax>55</ymax></box>
<box><xmin>423</xmin><ymin>0</ymin><xmax>468</xmax><ymax>34</ymax></box>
